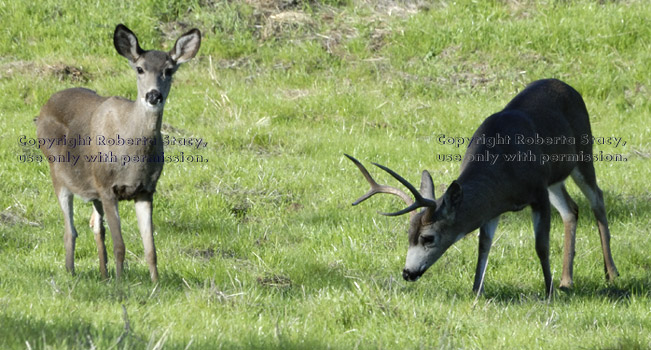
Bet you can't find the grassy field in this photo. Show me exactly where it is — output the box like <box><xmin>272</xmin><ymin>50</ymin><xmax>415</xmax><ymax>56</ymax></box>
<box><xmin>1</xmin><ymin>0</ymin><xmax>649</xmax><ymax>349</ymax></box>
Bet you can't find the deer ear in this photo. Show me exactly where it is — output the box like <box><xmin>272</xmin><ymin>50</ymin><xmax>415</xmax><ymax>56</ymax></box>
<box><xmin>420</xmin><ymin>170</ymin><xmax>438</xmax><ymax>223</ymax></box>
<box><xmin>114</xmin><ymin>24</ymin><xmax>143</xmax><ymax>62</ymax></box>
<box><xmin>420</xmin><ymin>170</ymin><xmax>435</xmax><ymax>201</ymax></box>
<box><xmin>170</xmin><ymin>29</ymin><xmax>201</xmax><ymax>64</ymax></box>
<box><xmin>443</xmin><ymin>181</ymin><xmax>463</xmax><ymax>209</ymax></box>
<box><xmin>438</xmin><ymin>181</ymin><xmax>462</xmax><ymax>220</ymax></box>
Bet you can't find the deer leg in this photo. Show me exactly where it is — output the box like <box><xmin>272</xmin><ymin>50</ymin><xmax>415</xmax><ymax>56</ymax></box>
<box><xmin>548</xmin><ymin>182</ymin><xmax>579</xmax><ymax>290</ymax></box>
<box><xmin>90</xmin><ymin>200</ymin><xmax>108</xmax><ymax>280</ymax></box>
<box><xmin>135</xmin><ymin>193</ymin><xmax>158</xmax><ymax>282</ymax></box>
<box><xmin>532</xmin><ymin>195</ymin><xmax>553</xmax><ymax>297</ymax></box>
<box><xmin>101</xmin><ymin>197</ymin><xmax>124</xmax><ymax>280</ymax></box>
<box><xmin>56</xmin><ymin>186</ymin><xmax>77</xmax><ymax>275</ymax></box>
<box><xmin>473</xmin><ymin>216</ymin><xmax>500</xmax><ymax>295</ymax></box>
<box><xmin>571</xmin><ymin>168</ymin><xmax>619</xmax><ymax>281</ymax></box>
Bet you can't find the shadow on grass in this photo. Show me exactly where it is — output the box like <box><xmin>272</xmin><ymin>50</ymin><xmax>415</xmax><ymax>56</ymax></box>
<box><xmin>479</xmin><ymin>274</ymin><xmax>650</xmax><ymax>305</ymax></box>
<box><xmin>0</xmin><ymin>312</ymin><xmax>125</xmax><ymax>350</ymax></box>
<box><xmin>563</xmin><ymin>274</ymin><xmax>651</xmax><ymax>300</ymax></box>
<box><xmin>3</xmin><ymin>305</ymin><xmax>336</xmax><ymax>350</ymax></box>
<box><xmin>37</xmin><ymin>255</ymin><xmax>650</xmax><ymax>306</ymax></box>
<box><xmin>602</xmin><ymin>188</ymin><xmax>651</xmax><ymax>223</ymax></box>
<box><xmin>5</xmin><ymin>268</ymin><xmax>351</xmax><ymax>349</ymax></box>
<box><xmin>166</xmin><ymin>337</ymin><xmax>335</xmax><ymax>350</ymax></box>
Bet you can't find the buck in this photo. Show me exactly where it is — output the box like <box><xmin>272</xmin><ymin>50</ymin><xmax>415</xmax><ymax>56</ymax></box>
<box><xmin>36</xmin><ymin>24</ymin><xmax>201</xmax><ymax>281</ymax></box>
<box><xmin>346</xmin><ymin>79</ymin><xmax>619</xmax><ymax>296</ymax></box>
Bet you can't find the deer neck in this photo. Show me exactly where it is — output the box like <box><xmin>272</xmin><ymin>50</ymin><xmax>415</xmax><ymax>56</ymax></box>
<box><xmin>128</xmin><ymin>99</ymin><xmax>164</xmax><ymax>137</ymax></box>
<box><xmin>452</xmin><ymin>174</ymin><xmax>513</xmax><ymax>235</ymax></box>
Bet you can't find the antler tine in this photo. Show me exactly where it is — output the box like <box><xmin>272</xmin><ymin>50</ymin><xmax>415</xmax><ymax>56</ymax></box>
<box><xmin>371</xmin><ymin>162</ymin><xmax>438</xmax><ymax>216</ymax></box>
<box><xmin>344</xmin><ymin>154</ymin><xmax>414</xmax><ymax>207</ymax></box>
<box><xmin>378</xmin><ymin>201</ymin><xmax>426</xmax><ymax>217</ymax></box>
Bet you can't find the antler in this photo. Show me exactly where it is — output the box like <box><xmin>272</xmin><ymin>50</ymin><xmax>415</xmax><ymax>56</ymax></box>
<box><xmin>345</xmin><ymin>154</ymin><xmax>437</xmax><ymax>217</ymax></box>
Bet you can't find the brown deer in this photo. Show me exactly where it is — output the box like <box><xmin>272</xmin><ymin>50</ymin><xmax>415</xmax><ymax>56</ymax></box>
<box><xmin>36</xmin><ymin>24</ymin><xmax>201</xmax><ymax>281</ymax></box>
<box><xmin>346</xmin><ymin>79</ymin><xmax>619</xmax><ymax>296</ymax></box>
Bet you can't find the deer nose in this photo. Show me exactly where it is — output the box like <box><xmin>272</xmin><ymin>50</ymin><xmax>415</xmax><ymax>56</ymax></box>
<box><xmin>145</xmin><ymin>90</ymin><xmax>163</xmax><ymax>105</ymax></box>
<box><xmin>402</xmin><ymin>268</ymin><xmax>421</xmax><ymax>282</ymax></box>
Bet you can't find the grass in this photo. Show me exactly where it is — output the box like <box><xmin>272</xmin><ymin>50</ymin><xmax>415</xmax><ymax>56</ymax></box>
<box><xmin>1</xmin><ymin>0</ymin><xmax>650</xmax><ymax>349</ymax></box>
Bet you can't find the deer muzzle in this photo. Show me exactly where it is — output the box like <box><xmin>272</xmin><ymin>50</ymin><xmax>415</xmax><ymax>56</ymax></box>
<box><xmin>145</xmin><ymin>89</ymin><xmax>163</xmax><ymax>106</ymax></box>
<box><xmin>402</xmin><ymin>267</ymin><xmax>423</xmax><ymax>282</ymax></box>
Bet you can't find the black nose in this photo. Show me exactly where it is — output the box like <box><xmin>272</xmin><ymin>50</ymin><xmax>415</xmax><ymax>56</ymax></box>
<box><xmin>402</xmin><ymin>268</ymin><xmax>419</xmax><ymax>282</ymax></box>
<box><xmin>146</xmin><ymin>90</ymin><xmax>163</xmax><ymax>105</ymax></box>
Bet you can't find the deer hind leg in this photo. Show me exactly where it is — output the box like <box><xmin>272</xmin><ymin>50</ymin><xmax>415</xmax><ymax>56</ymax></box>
<box><xmin>473</xmin><ymin>216</ymin><xmax>499</xmax><ymax>295</ymax></box>
<box><xmin>57</xmin><ymin>186</ymin><xmax>77</xmax><ymax>275</ymax></box>
<box><xmin>548</xmin><ymin>182</ymin><xmax>579</xmax><ymax>290</ymax></box>
<box><xmin>135</xmin><ymin>193</ymin><xmax>158</xmax><ymax>282</ymax></box>
<box><xmin>90</xmin><ymin>200</ymin><xmax>108</xmax><ymax>280</ymax></box>
<box><xmin>571</xmin><ymin>166</ymin><xmax>619</xmax><ymax>281</ymax></box>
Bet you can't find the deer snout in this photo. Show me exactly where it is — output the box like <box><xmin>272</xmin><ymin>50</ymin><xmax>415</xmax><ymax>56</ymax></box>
<box><xmin>402</xmin><ymin>268</ymin><xmax>422</xmax><ymax>282</ymax></box>
<box><xmin>145</xmin><ymin>89</ymin><xmax>163</xmax><ymax>106</ymax></box>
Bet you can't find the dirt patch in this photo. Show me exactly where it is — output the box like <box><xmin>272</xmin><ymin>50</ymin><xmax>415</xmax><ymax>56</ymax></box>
<box><xmin>278</xmin><ymin>88</ymin><xmax>311</xmax><ymax>100</ymax></box>
<box><xmin>184</xmin><ymin>246</ymin><xmax>239</xmax><ymax>260</ymax></box>
<box><xmin>216</xmin><ymin>57</ymin><xmax>254</xmax><ymax>70</ymax></box>
<box><xmin>288</xmin><ymin>202</ymin><xmax>303</xmax><ymax>212</ymax></box>
<box><xmin>624</xmin><ymin>82</ymin><xmax>647</xmax><ymax>102</ymax></box>
<box><xmin>368</xmin><ymin>26</ymin><xmax>392</xmax><ymax>52</ymax></box>
<box><xmin>230</xmin><ymin>202</ymin><xmax>251</xmax><ymax>220</ymax></box>
<box><xmin>368</xmin><ymin>0</ymin><xmax>430</xmax><ymax>17</ymax></box>
<box><xmin>189</xmin><ymin>247</ymin><xmax>217</xmax><ymax>260</ymax></box>
<box><xmin>161</xmin><ymin>123</ymin><xmax>190</xmax><ymax>136</ymax></box>
<box><xmin>158</xmin><ymin>21</ymin><xmax>196</xmax><ymax>44</ymax></box>
<box><xmin>498</xmin><ymin>0</ymin><xmax>537</xmax><ymax>19</ymax></box>
<box><xmin>215</xmin><ymin>184</ymin><xmax>296</xmax><ymax>222</ymax></box>
<box><xmin>445</xmin><ymin>72</ymin><xmax>495</xmax><ymax>89</ymax></box>
<box><xmin>0</xmin><ymin>61</ymin><xmax>35</xmax><ymax>79</ymax></box>
<box><xmin>245</xmin><ymin>0</ymin><xmax>303</xmax><ymax>14</ymax></box>
<box><xmin>0</xmin><ymin>208</ymin><xmax>40</xmax><ymax>227</ymax></box>
<box><xmin>365</xmin><ymin>120</ymin><xmax>389</xmax><ymax>129</ymax></box>
<box><xmin>51</xmin><ymin>64</ymin><xmax>88</xmax><ymax>83</ymax></box>
<box><xmin>1</xmin><ymin>61</ymin><xmax>89</xmax><ymax>83</ymax></box>
<box><xmin>257</xmin><ymin>273</ymin><xmax>292</xmax><ymax>289</ymax></box>
<box><xmin>262</xmin><ymin>10</ymin><xmax>315</xmax><ymax>39</ymax></box>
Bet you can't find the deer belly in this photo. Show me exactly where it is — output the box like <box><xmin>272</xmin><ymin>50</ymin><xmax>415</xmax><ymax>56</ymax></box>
<box><xmin>111</xmin><ymin>183</ymin><xmax>153</xmax><ymax>200</ymax></box>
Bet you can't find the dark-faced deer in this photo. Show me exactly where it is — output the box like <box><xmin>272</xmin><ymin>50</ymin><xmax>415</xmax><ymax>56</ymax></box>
<box><xmin>346</xmin><ymin>79</ymin><xmax>619</xmax><ymax>296</ymax></box>
<box><xmin>36</xmin><ymin>24</ymin><xmax>201</xmax><ymax>281</ymax></box>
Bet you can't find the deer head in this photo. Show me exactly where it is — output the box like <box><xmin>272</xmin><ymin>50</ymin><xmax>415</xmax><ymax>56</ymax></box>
<box><xmin>113</xmin><ymin>24</ymin><xmax>201</xmax><ymax>112</ymax></box>
<box><xmin>345</xmin><ymin>154</ymin><xmax>464</xmax><ymax>282</ymax></box>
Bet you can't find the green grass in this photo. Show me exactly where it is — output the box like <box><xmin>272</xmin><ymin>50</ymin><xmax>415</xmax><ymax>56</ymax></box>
<box><xmin>1</xmin><ymin>0</ymin><xmax>650</xmax><ymax>349</ymax></box>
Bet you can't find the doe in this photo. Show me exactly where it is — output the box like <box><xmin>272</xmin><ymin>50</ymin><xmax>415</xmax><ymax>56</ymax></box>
<box><xmin>36</xmin><ymin>24</ymin><xmax>201</xmax><ymax>281</ymax></box>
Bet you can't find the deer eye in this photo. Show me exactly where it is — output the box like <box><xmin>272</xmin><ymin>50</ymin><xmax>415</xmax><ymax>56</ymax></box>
<box><xmin>136</xmin><ymin>67</ymin><xmax>144</xmax><ymax>74</ymax></box>
<box><xmin>421</xmin><ymin>235</ymin><xmax>435</xmax><ymax>246</ymax></box>
<box><xmin>164</xmin><ymin>68</ymin><xmax>174</xmax><ymax>77</ymax></box>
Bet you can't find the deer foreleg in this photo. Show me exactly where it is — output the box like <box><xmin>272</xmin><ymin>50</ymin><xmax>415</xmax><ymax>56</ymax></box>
<box><xmin>102</xmin><ymin>197</ymin><xmax>124</xmax><ymax>280</ymax></box>
<box><xmin>532</xmin><ymin>197</ymin><xmax>553</xmax><ymax>297</ymax></box>
<box><xmin>135</xmin><ymin>193</ymin><xmax>158</xmax><ymax>282</ymax></box>
<box><xmin>473</xmin><ymin>216</ymin><xmax>500</xmax><ymax>295</ymax></box>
